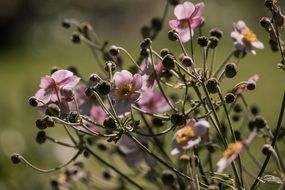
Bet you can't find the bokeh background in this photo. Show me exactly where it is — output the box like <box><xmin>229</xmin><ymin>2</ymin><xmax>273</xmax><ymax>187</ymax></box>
<box><xmin>0</xmin><ymin>0</ymin><xmax>285</xmax><ymax>189</ymax></box>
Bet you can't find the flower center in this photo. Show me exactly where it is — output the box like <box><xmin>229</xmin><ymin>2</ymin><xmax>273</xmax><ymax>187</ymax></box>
<box><xmin>241</xmin><ymin>28</ymin><xmax>257</xmax><ymax>44</ymax></box>
<box><xmin>116</xmin><ymin>83</ymin><xmax>133</xmax><ymax>100</ymax></box>
<box><xmin>176</xmin><ymin>126</ymin><xmax>194</xmax><ymax>145</ymax></box>
<box><xmin>223</xmin><ymin>141</ymin><xmax>243</xmax><ymax>158</ymax></box>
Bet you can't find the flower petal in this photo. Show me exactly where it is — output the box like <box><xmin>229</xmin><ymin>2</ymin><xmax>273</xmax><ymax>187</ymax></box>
<box><xmin>193</xmin><ymin>120</ymin><xmax>210</xmax><ymax>137</ymax></box>
<box><xmin>191</xmin><ymin>2</ymin><xmax>205</xmax><ymax>19</ymax></box>
<box><xmin>251</xmin><ymin>41</ymin><xmax>264</xmax><ymax>49</ymax></box>
<box><xmin>174</xmin><ymin>2</ymin><xmax>195</xmax><ymax>20</ymax></box>
<box><xmin>114</xmin><ymin>100</ymin><xmax>132</xmax><ymax>115</ymax></box>
<box><xmin>234</xmin><ymin>20</ymin><xmax>247</xmax><ymax>32</ymax></box>
<box><xmin>39</xmin><ymin>76</ymin><xmax>54</xmax><ymax>89</ymax></box>
<box><xmin>51</xmin><ymin>70</ymin><xmax>74</xmax><ymax>84</ymax></box>
<box><xmin>113</xmin><ymin>70</ymin><xmax>133</xmax><ymax>87</ymax></box>
<box><xmin>35</xmin><ymin>89</ymin><xmax>51</xmax><ymax>104</ymax></box>
<box><xmin>178</xmin><ymin>28</ymin><xmax>193</xmax><ymax>43</ymax></box>
<box><xmin>132</xmin><ymin>74</ymin><xmax>143</xmax><ymax>91</ymax></box>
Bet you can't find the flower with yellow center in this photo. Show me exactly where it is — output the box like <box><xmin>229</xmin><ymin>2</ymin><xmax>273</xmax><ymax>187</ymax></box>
<box><xmin>223</xmin><ymin>141</ymin><xmax>243</xmax><ymax>158</ymax></box>
<box><xmin>116</xmin><ymin>83</ymin><xmax>134</xmax><ymax>100</ymax></box>
<box><xmin>175</xmin><ymin>126</ymin><xmax>195</xmax><ymax>145</ymax></box>
<box><xmin>231</xmin><ymin>20</ymin><xmax>264</xmax><ymax>55</ymax></box>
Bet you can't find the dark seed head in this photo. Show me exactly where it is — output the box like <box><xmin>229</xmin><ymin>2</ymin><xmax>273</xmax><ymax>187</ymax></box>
<box><xmin>225</xmin><ymin>63</ymin><xmax>237</xmax><ymax>78</ymax></box>
<box><xmin>161</xmin><ymin>170</ymin><xmax>176</xmax><ymax>186</ymax></box>
<box><xmin>11</xmin><ymin>154</ymin><xmax>21</xmax><ymax>164</ymax></box>
<box><xmin>170</xmin><ymin>113</ymin><xmax>186</xmax><ymax>126</ymax></box>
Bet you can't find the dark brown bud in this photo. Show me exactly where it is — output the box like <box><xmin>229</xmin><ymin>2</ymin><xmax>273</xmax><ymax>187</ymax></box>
<box><xmin>209</xmin><ymin>28</ymin><xmax>223</xmax><ymax>39</ymax></box>
<box><xmin>197</xmin><ymin>36</ymin><xmax>209</xmax><ymax>47</ymax></box>
<box><xmin>11</xmin><ymin>153</ymin><xmax>21</xmax><ymax>164</ymax></box>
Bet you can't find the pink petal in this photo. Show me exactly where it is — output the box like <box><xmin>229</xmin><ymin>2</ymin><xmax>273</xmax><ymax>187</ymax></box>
<box><xmin>39</xmin><ymin>76</ymin><xmax>54</xmax><ymax>89</ymax></box>
<box><xmin>113</xmin><ymin>70</ymin><xmax>133</xmax><ymax>87</ymax></box>
<box><xmin>190</xmin><ymin>17</ymin><xmax>204</xmax><ymax>29</ymax></box>
<box><xmin>169</xmin><ymin>19</ymin><xmax>184</xmax><ymax>31</ymax></box>
<box><xmin>35</xmin><ymin>89</ymin><xmax>51</xmax><ymax>104</ymax></box>
<box><xmin>174</xmin><ymin>2</ymin><xmax>195</xmax><ymax>20</ymax></box>
<box><xmin>51</xmin><ymin>70</ymin><xmax>73</xmax><ymax>84</ymax></box>
<box><xmin>60</xmin><ymin>75</ymin><xmax>80</xmax><ymax>88</ymax></box>
<box><xmin>235</xmin><ymin>20</ymin><xmax>247</xmax><ymax>32</ymax></box>
<box><xmin>132</xmin><ymin>74</ymin><xmax>142</xmax><ymax>91</ymax></box>
<box><xmin>191</xmin><ymin>2</ymin><xmax>205</xmax><ymax>19</ymax></box>
<box><xmin>177</xmin><ymin>28</ymin><xmax>193</xmax><ymax>43</ymax></box>
<box><xmin>251</xmin><ymin>41</ymin><xmax>264</xmax><ymax>49</ymax></box>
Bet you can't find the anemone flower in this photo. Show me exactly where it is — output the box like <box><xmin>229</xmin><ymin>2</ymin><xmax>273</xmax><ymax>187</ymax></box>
<box><xmin>111</xmin><ymin>70</ymin><xmax>143</xmax><ymax>115</ymax></box>
<box><xmin>169</xmin><ymin>1</ymin><xmax>205</xmax><ymax>42</ymax></box>
<box><xmin>138</xmin><ymin>90</ymin><xmax>170</xmax><ymax>113</ymax></box>
<box><xmin>171</xmin><ymin>119</ymin><xmax>210</xmax><ymax>155</ymax></box>
<box><xmin>35</xmin><ymin>70</ymin><xmax>80</xmax><ymax>104</ymax></box>
<box><xmin>231</xmin><ymin>20</ymin><xmax>264</xmax><ymax>55</ymax></box>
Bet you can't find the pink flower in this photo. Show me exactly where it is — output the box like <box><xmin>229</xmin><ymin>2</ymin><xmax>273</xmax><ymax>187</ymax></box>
<box><xmin>138</xmin><ymin>90</ymin><xmax>170</xmax><ymax>113</ymax></box>
<box><xmin>118</xmin><ymin>136</ymin><xmax>156</xmax><ymax>168</ymax></box>
<box><xmin>111</xmin><ymin>70</ymin><xmax>143</xmax><ymax>115</ymax></box>
<box><xmin>231</xmin><ymin>20</ymin><xmax>264</xmax><ymax>55</ymax></box>
<box><xmin>35</xmin><ymin>70</ymin><xmax>80</xmax><ymax>104</ymax></box>
<box><xmin>86</xmin><ymin>105</ymin><xmax>106</xmax><ymax>131</ymax></box>
<box><xmin>171</xmin><ymin>119</ymin><xmax>210</xmax><ymax>155</ymax></box>
<box><xmin>169</xmin><ymin>1</ymin><xmax>205</xmax><ymax>42</ymax></box>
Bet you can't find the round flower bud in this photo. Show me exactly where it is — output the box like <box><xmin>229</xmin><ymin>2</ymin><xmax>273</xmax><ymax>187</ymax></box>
<box><xmin>71</xmin><ymin>32</ymin><xmax>81</xmax><ymax>44</ymax></box>
<box><xmin>85</xmin><ymin>87</ymin><xmax>94</xmax><ymax>98</ymax></box>
<box><xmin>264</xmin><ymin>0</ymin><xmax>274</xmax><ymax>8</ymax></box>
<box><xmin>233</xmin><ymin>104</ymin><xmax>242</xmax><ymax>113</ymax></box>
<box><xmin>160</xmin><ymin>48</ymin><xmax>170</xmax><ymax>57</ymax></box>
<box><xmin>140</xmin><ymin>38</ymin><xmax>152</xmax><ymax>49</ymax></box>
<box><xmin>168</xmin><ymin>0</ymin><xmax>180</xmax><ymax>6</ymax></box>
<box><xmin>250</xmin><ymin>105</ymin><xmax>259</xmax><ymax>115</ymax></box>
<box><xmin>141</xmin><ymin>26</ymin><xmax>151</xmax><ymax>38</ymax></box>
<box><xmin>197</xmin><ymin>36</ymin><xmax>209</xmax><ymax>47</ymax></box>
<box><xmin>209</xmin><ymin>28</ymin><xmax>223</xmax><ymax>39</ymax></box>
<box><xmin>162</xmin><ymin>54</ymin><xmax>175</xmax><ymax>70</ymax></box>
<box><xmin>262</xmin><ymin>144</ymin><xmax>273</xmax><ymax>156</ymax></box>
<box><xmin>254</xmin><ymin>115</ymin><xmax>267</xmax><ymax>129</ymax></box>
<box><xmin>28</xmin><ymin>97</ymin><xmax>38</xmax><ymax>107</ymax></box>
<box><xmin>109</xmin><ymin>45</ymin><xmax>119</xmax><ymax>56</ymax></box>
<box><xmin>69</xmin><ymin>112</ymin><xmax>78</xmax><ymax>123</ymax></box>
<box><xmin>36</xmin><ymin>131</ymin><xmax>46</xmax><ymax>144</ymax></box>
<box><xmin>206</xmin><ymin>78</ymin><xmax>219</xmax><ymax>94</ymax></box>
<box><xmin>35</xmin><ymin>119</ymin><xmax>47</xmax><ymax>130</ymax></box>
<box><xmin>103</xmin><ymin>117</ymin><xmax>117</xmax><ymax>129</ymax></box>
<box><xmin>260</xmin><ymin>17</ymin><xmax>272</xmax><ymax>31</ymax></box>
<box><xmin>44</xmin><ymin>116</ymin><xmax>55</xmax><ymax>127</ymax></box>
<box><xmin>246</xmin><ymin>81</ymin><xmax>256</xmax><ymax>91</ymax></box>
<box><xmin>208</xmin><ymin>36</ymin><xmax>219</xmax><ymax>49</ymax></box>
<box><xmin>161</xmin><ymin>69</ymin><xmax>173</xmax><ymax>79</ymax></box>
<box><xmin>60</xmin><ymin>87</ymin><xmax>74</xmax><ymax>101</ymax></box>
<box><xmin>105</xmin><ymin>61</ymin><xmax>116</xmax><ymax>72</ymax></box>
<box><xmin>170</xmin><ymin>113</ymin><xmax>186</xmax><ymax>126</ymax></box>
<box><xmin>248</xmin><ymin>120</ymin><xmax>255</xmax><ymax>131</ymax></box>
<box><xmin>225</xmin><ymin>63</ymin><xmax>237</xmax><ymax>78</ymax></box>
<box><xmin>61</xmin><ymin>19</ymin><xmax>71</xmax><ymax>29</ymax></box>
<box><xmin>273</xmin><ymin>11</ymin><xmax>284</xmax><ymax>27</ymax></box>
<box><xmin>89</xmin><ymin>73</ymin><xmax>101</xmax><ymax>82</ymax></box>
<box><xmin>182</xmin><ymin>56</ymin><xmax>193</xmax><ymax>67</ymax></box>
<box><xmin>45</xmin><ymin>104</ymin><xmax>61</xmax><ymax>117</ymax></box>
<box><xmin>11</xmin><ymin>153</ymin><xmax>21</xmax><ymax>164</ymax></box>
<box><xmin>168</xmin><ymin>30</ymin><xmax>178</xmax><ymax>41</ymax></box>
<box><xmin>50</xmin><ymin>66</ymin><xmax>59</xmax><ymax>74</ymax></box>
<box><xmin>94</xmin><ymin>81</ymin><xmax>111</xmax><ymax>96</ymax></box>
<box><xmin>161</xmin><ymin>170</ymin><xmax>176</xmax><ymax>186</ymax></box>
<box><xmin>151</xmin><ymin>17</ymin><xmax>162</xmax><ymax>31</ymax></box>
<box><xmin>225</xmin><ymin>93</ymin><xmax>236</xmax><ymax>104</ymax></box>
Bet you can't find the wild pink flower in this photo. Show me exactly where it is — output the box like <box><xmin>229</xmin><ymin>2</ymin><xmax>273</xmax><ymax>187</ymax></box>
<box><xmin>138</xmin><ymin>58</ymin><xmax>164</xmax><ymax>90</ymax></box>
<box><xmin>231</xmin><ymin>20</ymin><xmax>264</xmax><ymax>55</ymax></box>
<box><xmin>111</xmin><ymin>70</ymin><xmax>143</xmax><ymax>115</ymax></box>
<box><xmin>118</xmin><ymin>136</ymin><xmax>156</xmax><ymax>168</ymax></box>
<box><xmin>35</xmin><ymin>70</ymin><xmax>80</xmax><ymax>104</ymax></box>
<box><xmin>169</xmin><ymin>1</ymin><xmax>205</xmax><ymax>42</ymax></box>
<box><xmin>138</xmin><ymin>90</ymin><xmax>170</xmax><ymax>113</ymax></box>
<box><xmin>86</xmin><ymin>105</ymin><xmax>106</xmax><ymax>131</ymax></box>
<box><xmin>171</xmin><ymin>119</ymin><xmax>210</xmax><ymax>155</ymax></box>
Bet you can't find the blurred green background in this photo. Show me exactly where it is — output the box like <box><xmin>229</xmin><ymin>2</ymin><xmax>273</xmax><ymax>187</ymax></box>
<box><xmin>0</xmin><ymin>0</ymin><xmax>285</xmax><ymax>189</ymax></box>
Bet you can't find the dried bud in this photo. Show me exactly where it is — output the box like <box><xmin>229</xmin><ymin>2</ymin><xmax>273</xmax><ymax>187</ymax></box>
<box><xmin>60</xmin><ymin>87</ymin><xmax>74</xmax><ymax>100</ymax></box>
<box><xmin>170</xmin><ymin>113</ymin><xmax>186</xmax><ymax>126</ymax></box>
<box><xmin>11</xmin><ymin>153</ymin><xmax>21</xmax><ymax>164</ymax></box>
<box><xmin>140</xmin><ymin>38</ymin><xmax>152</xmax><ymax>49</ymax></box>
<box><xmin>105</xmin><ymin>61</ymin><xmax>116</xmax><ymax>72</ymax></box>
<box><xmin>209</xmin><ymin>28</ymin><xmax>223</xmax><ymax>39</ymax></box>
<box><xmin>264</xmin><ymin>0</ymin><xmax>275</xmax><ymax>9</ymax></box>
<box><xmin>109</xmin><ymin>45</ymin><xmax>119</xmax><ymax>56</ymax></box>
<box><xmin>248</xmin><ymin>120</ymin><xmax>255</xmax><ymax>131</ymax></box>
<box><xmin>36</xmin><ymin>131</ymin><xmax>46</xmax><ymax>144</ymax></box>
<box><xmin>197</xmin><ymin>36</ymin><xmax>209</xmax><ymax>47</ymax></box>
<box><xmin>89</xmin><ymin>73</ymin><xmax>101</xmax><ymax>82</ymax></box>
<box><xmin>35</xmin><ymin>119</ymin><xmax>47</xmax><ymax>130</ymax></box>
<box><xmin>94</xmin><ymin>81</ymin><xmax>111</xmax><ymax>96</ymax></box>
<box><xmin>254</xmin><ymin>115</ymin><xmax>267</xmax><ymax>129</ymax></box>
<box><xmin>161</xmin><ymin>170</ymin><xmax>176</xmax><ymax>186</ymax></box>
<box><xmin>168</xmin><ymin>30</ymin><xmax>178</xmax><ymax>41</ymax></box>
<box><xmin>260</xmin><ymin>17</ymin><xmax>272</xmax><ymax>31</ymax></box>
<box><xmin>246</xmin><ymin>81</ymin><xmax>256</xmax><ymax>91</ymax></box>
<box><xmin>262</xmin><ymin>144</ymin><xmax>273</xmax><ymax>155</ymax></box>
<box><xmin>140</xmin><ymin>48</ymin><xmax>149</xmax><ymax>57</ymax></box>
<box><xmin>273</xmin><ymin>10</ymin><xmax>285</xmax><ymax>27</ymax></box>
<box><xmin>69</xmin><ymin>112</ymin><xmax>78</xmax><ymax>123</ymax></box>
<box><xmin>182</xmin><ymin>56</ymin><xmax>193</xmax><ymax>67</ymax></box>
<box><xmin>269</xmin><ymin>39</ymin><xmax>279</xmax><ymax>52</ymax></box>
<box><xmin>206</xmin><ymin>78</ymin><xmax>219</xmax><ymax>94</ymax></box>
<box><xmin>151</xmin><ymin>18</ymin><xmax>162</xmax><ymax>31</ymax></box>
<box><xmin>208</xmin><ymin>36</ymin><xmax>219</xmax><ymax>49</ymax></box>
<box><xmin>225</xmin><ymin>63</ymin><xmax>237</xmax><ymax>78</ymax></box>
<box><xmin>43</xmin><ymin>116</ymin><xmax>55</xmax><ymax>127</ymax></box>
<box><xmin>45</xmin><ymin>104</ymin><xmax>61</xmax><ymax>117</ymax></box>
<box><xmin>61</xmin><ymin>19</ymin><xmax>71</xmax><ymax>28</ymax></box>
<box><xmin>103</xmin><ymin>117</ymin><xmax>117</xmax><ymax>129</ymax></box>
<box><xmin>141</xmin><ymin>26</ymin><xmax>151</xmax><ymax>38</ymax></box>
<box><xmin>250</xmin><ymin>105</ymin><xmax>259</xmax><ymax>115</ymax></box>
<box><xmin>28</xmin><ymin>97</ymin><xmax>38</xmax><ymax>107</ymax></box>
<box><xmin>160</xmin><ymin>48</ymin><xmax>170</xmax><ymax>57</ymax></box>
<box><xmin>71</xmin><ymin>32</ymin><xmax>81</xmax><ymax>43</ymax></box>
<box><xmin>162</xmin><ymin>54</ymin><xmax>175</xmax><ymax>70</ymax></box>
<box><xmin>225</xmin><ymin>93</ymin><xmax>236</xmax><ymax>104</ymax></box>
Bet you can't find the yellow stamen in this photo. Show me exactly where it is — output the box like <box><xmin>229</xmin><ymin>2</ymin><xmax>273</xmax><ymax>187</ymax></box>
<box><xmin>116</xmin><ymin>83</ymin><xmax>133</xmax><ymax>100</ymax></box>
<box><xmin>241</xmin><ymin>28</ymin><xmax>257</xmax><ymax>44</ymax></box>
<box><xmin>223</xmin><ymin>141</ymin><xmax>243</xmax><ymax>158</ymax></box>
<box><xmin>175</xmin><ymin>126</ymin><xmax>194</xmax><ymax>145</ymax></box>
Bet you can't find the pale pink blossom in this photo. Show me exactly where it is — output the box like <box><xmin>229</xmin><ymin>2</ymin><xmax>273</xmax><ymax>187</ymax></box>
<box><xmin>231</xmin><ymin>20</ymin><xmax>264</xmax><ymax>55</ymax></box>
<box><xmin>169</xmin><ymin>1</ymin><xmax>205</xmax><ymax>42</ymax></box>
<box><xmin>35</xmin><ymin>70</ymin><xmax>80</xmax><ymax>104</ymax></box>
<box><xmin>138</xmin><ymin>90</ymin><xmax>170</xmax><ymax>113</ymax></box>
